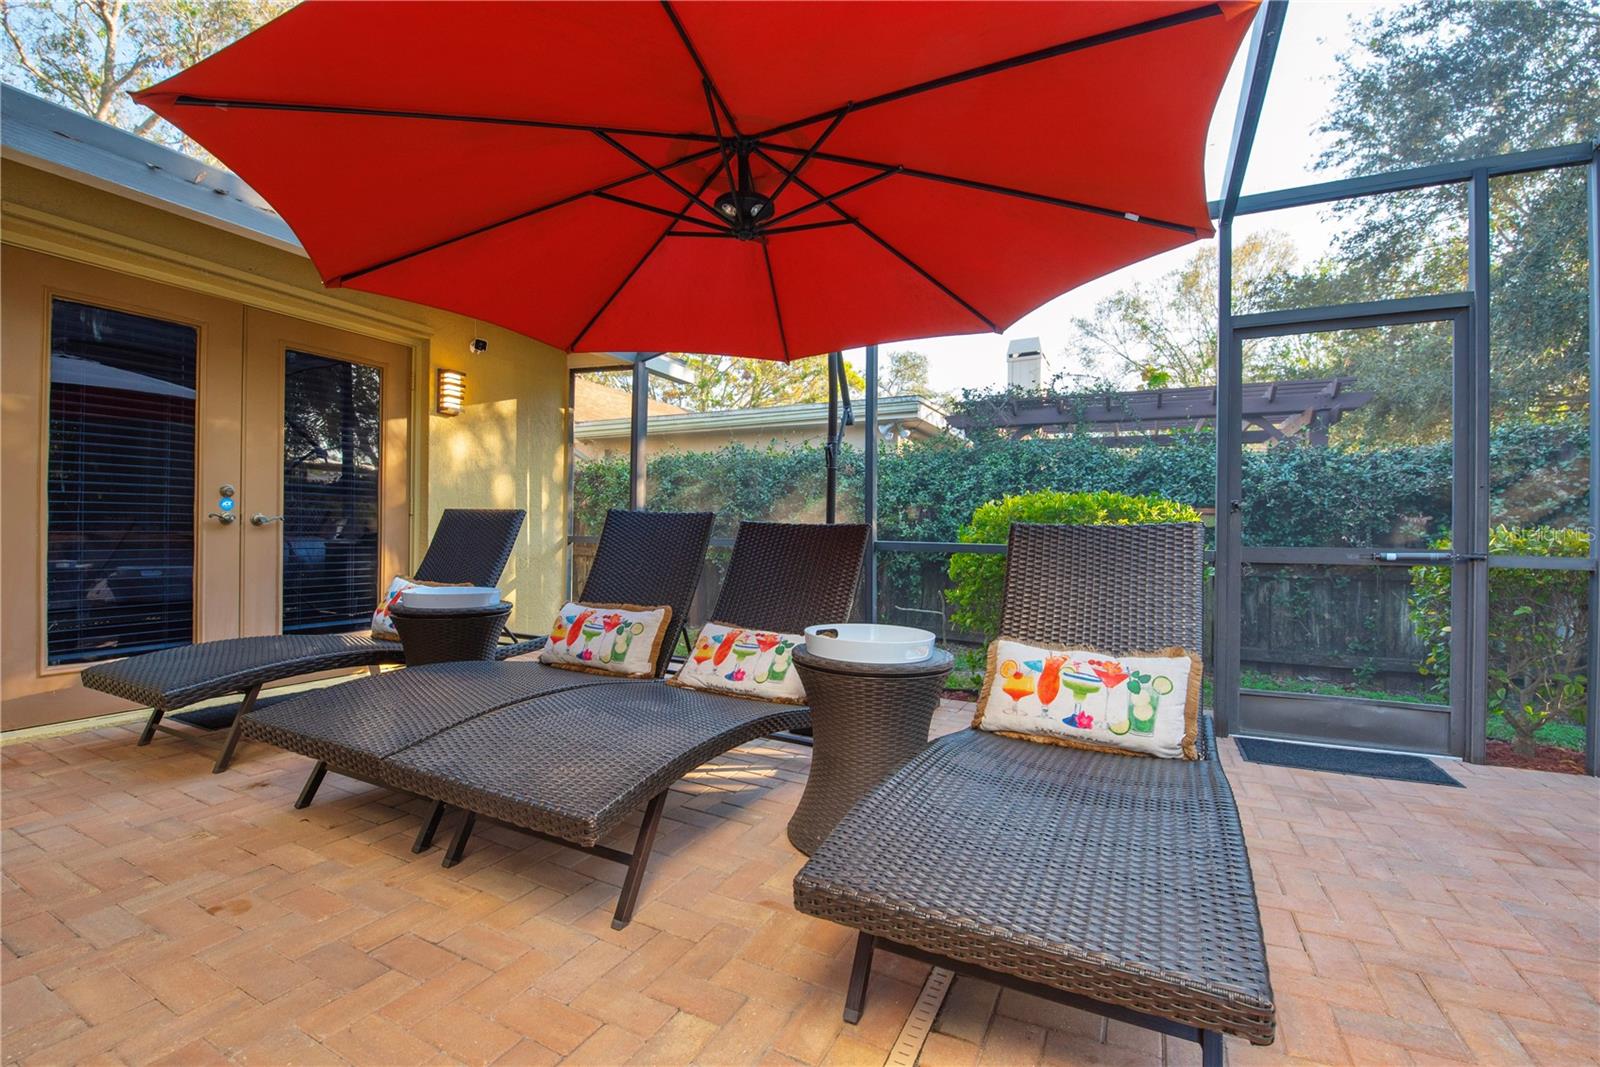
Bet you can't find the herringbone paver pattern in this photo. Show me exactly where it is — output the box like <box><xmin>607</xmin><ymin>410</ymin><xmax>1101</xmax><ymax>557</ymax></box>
<box><xmin>2</xmin><ymin>698</ymin><xmax>1596</xmax><ymax>1066</ymax></box>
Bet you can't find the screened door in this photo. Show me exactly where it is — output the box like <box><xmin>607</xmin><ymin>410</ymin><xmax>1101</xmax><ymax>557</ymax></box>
<box><xmin>240</xmin><ymin>309</ymin><xmax>411</xmax><ymax>638</ymax></box>
<box><xmin>1218</xmin><ymin>294</ymin><xmax>1479</xmax><ymax>757</ymax></box>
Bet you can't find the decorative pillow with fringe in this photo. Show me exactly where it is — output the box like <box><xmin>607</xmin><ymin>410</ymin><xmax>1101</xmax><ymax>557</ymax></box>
<box><xmin>973</xmin><ymin>638</ymin><xmax>1201</xmax><ymax>759</ymax></box>
<box><xmin>539</xmin><ymin>602</ymin><xmax>672</xmax><ymax>678</ymax></box>
<box><xmin>667</xmin><ymin>622</ymin><xmax>806</xmax><ymax>704</ymax></box>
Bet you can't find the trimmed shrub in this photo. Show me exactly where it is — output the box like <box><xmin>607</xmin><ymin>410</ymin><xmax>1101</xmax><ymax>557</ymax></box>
<box><xmin>946</xmin><ymin>490</ymin><xmax>1202</xmax><ymax>640</ymax></box>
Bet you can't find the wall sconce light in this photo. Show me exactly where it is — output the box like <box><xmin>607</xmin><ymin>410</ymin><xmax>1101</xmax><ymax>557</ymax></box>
<box><xmin>437</xmin><ymin>368</ymin><xmax>465</xmax><ymax>416</ymax></box>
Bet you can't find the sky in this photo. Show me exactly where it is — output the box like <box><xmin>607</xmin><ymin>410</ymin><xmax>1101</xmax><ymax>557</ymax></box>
<box><xmin>841</xmin><ymin>1</ymin><xmax>1376</xmax><ymax>397</ymax></box>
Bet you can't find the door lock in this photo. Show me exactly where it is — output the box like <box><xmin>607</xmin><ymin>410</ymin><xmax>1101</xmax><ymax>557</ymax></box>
<box><xmin>251</xmin><ymin>513</ymin><xmax>285</xmax><ymax>526</ymax></box>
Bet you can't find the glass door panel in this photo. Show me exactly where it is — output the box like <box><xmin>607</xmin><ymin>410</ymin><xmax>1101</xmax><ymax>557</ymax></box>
<box><xmin>281</xmin><ymin>350</ymin><xmax>383</xmax><ymax>634</ymax></box>
<box><xmin>241</xmin><ymin>309</ymin><xmax>411</xmax><ymax>637</ymax></box>
<box><xmin>45</xmin><ymin>299</ymin><xmax>198</xmax><ymax>664</ymax></box>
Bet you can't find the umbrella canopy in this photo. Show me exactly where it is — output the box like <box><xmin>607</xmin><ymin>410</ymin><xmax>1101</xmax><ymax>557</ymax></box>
<box><xmin>136</xmin><ymin>1</ymin><xmax>1257</xmax><ymax>361</ymax></box>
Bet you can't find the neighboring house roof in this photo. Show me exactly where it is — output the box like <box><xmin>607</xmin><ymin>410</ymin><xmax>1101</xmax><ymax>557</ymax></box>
<box><xmin>573</xmin><ymin>376</ymin><xmax>689</xmax><ymax>420</ymax></box>
<box><xmin>1</xmin><ymin>83</ymin><xmax>300</xmax><ymax>252</ymax></box>
<box><xmin>576</xmin><ymin>394</ymin><xmax>948</xmax><ymax>442</ymax></box>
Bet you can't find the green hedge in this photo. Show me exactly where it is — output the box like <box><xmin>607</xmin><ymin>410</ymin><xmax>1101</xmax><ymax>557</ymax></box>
<box><xmin>578</xmin><ymin>416</ymin><xmax>1586</xmax><ymax>548</ymax></box>
<box><xmin>947</xmin><ymin>490</ymin><xmax>1202</xmax><ymax>638</ymax></box>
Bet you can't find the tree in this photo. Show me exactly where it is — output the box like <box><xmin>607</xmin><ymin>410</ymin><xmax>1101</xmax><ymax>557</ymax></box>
<box><xmin>596</xmin><ymin>352</ymin><xmax>866</xmax><ymax>414</ymax></box>
<box><xmin>1066</xmin><ymin>231</ymin><xmax>1309</xmax><ymax>389</ymax></box>
<box><xmin>879</xmin><ymin>350</ymin><xmax>931</xmax><ymax>398</ymax></box>
<box><xmin>1316</xmin><ymin>0</ymin><xmax>1600</xmax><ymax>426</ymax></box>
<box><xmin>1</xmin><ymin>0</ymin><xmax>290</xmax><ymax>157</ymax></box>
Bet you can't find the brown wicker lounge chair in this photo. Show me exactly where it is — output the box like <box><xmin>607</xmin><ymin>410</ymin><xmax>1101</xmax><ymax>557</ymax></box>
<box><xmin>245</xmin><ymin>508</ymin><xmax>716</xmax><ymax>814</ymax></box>
<box><xmin>80</xmin><ymin>509</ymin><xmax>535</xmax><ymax>772</ymax></box>
<box><xmin>386</xmin><ymin>519</ymin><xmax>868</xmax><ymax>927</ymax></box>
<box><xmin>792</xmin><ymin>523</ymin><xmax>1275</xmax><ymax>1065</ymax></box>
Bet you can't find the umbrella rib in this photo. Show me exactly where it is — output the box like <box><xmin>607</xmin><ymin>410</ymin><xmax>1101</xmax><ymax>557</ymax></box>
<box><xmin>757</xmin><ymin>142</ymin><xmax>1203</xmax><ymax>236</ymax></box>
<box><xmin>331</xmin><ymin>143</ymin><xmax>723</xmax><ymax>286</ymax></box>
<box><xmin>766</xmin><ymin>107</ymin><xmax>850</xmax><ymax>209</ymax></box>
<box><xmin>660</xmin><ymin>0</ymin><xmax>742</xmax><ymax>137</ymax></box>
<box><xmin>760</xmin><ymin>239</ymin><xmax>792</xmax><ymax>361</ymax></box>
<box><xmin>593</xmin><ymin>130</ymin><xmax>729</xmax><ymax>227</ymax></box>
<box><xmin>755</xmin><ymin>3</ymin><xmax>1225</xmax><ymax>141</ymax></box>
<box><xmin>592</xmin><ymin>191</ymin><xmax>730</xmax><ymax>231</ymax></box>
<box><xmin>703</xmin><ymin>80</ymin><xmax>740</xmax><ymax>201</ymax></box>
<box><xmin>568</xmin><ymin>166</ymin><xmax>723</xmax><ymax>352</ymax></box>
<box><xmin>763</xmin><ymin>166</ymin><xmax>901</xmax><ymax>228</ymax></box>
<box><xmin>167</xmin><ymin>95</ymin><xmax>719</xmax><ymax>143</ymax></box>
<box><xmin>753</xmin><ymin>146</ymin><xmax>997</xmax><ymax>333</ymax></box>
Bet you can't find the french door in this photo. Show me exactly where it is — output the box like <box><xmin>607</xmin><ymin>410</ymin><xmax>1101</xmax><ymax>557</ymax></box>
<box><xmin>1216</xmin><ymin>293</ymin><xmax>1481</xmax><ymax>757</ymax></box>
<box><xmin>238</xmin><ymin>309</ymin><xmax>410</xmax><ymax>638</ymax></box>
<box><xmin>3</xmin><ymin>247</ymin><xmax>412</xmax><ymax>727</ymax></box>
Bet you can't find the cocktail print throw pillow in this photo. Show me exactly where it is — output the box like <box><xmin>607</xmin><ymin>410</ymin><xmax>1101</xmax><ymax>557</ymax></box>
<box><xmin>668</xmin><ymin>622</ymin><xmax>806</xmax><ymax>704</ymax></box>
<box><xmin>974</xmin><ymin>638</ymin><xmax>1201</xmax><ymax>759</ymax></box>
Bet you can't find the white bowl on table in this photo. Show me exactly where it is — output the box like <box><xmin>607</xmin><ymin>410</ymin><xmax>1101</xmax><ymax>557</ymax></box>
<box><xmin>398</xmin><ymin>584</ymin><xmax>502</xmax><ymax>610</ymax></box>
<box><xmin>803</xmin><ymin>624</ymin><xmax>936</xmax><ymax>665</ymax></box>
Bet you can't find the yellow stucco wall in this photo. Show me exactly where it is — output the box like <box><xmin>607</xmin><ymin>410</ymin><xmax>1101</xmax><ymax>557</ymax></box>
<box><xmin>0</xmin><ymin>159</ymin><xmax>569</xmax><ymax>728</ymax></box>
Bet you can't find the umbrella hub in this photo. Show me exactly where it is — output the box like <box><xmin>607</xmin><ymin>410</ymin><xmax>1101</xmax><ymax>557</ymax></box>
<box><xmin>713</xmin><ymin>189</ymin><xmax>773</xmax><ymax>238</ymax></box>
<box><xmin>714</xmin><ymin>141</ymin><xmax>772</xmax><ymax>239</ymax></box>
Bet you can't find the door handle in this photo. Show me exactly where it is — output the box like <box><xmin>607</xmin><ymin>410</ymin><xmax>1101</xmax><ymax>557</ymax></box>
<box><xmin>207</xmin><ymin>512</ymin><xmax>237</xmax><ymax>525</ymax></box>
<box><xmin>251</xmin><ymin>513</ymin><xmax>285</xmax><ymax>526</ymax></box>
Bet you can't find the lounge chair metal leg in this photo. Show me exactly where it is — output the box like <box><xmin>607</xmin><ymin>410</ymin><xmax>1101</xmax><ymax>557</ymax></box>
<box><xmin>442</xmin><ymin>812</ymin><xmax>476</xmax><ymax>868</ymax></box>
<box><xmin>1200</xmin><ymin>1030</ymin><xmax>1224</xmax><ymax>1067</ymax></box>
<box><xmin>294</xmin><ymin>761</ymin><xmax>329</xmax><ymax>809</ymax></box>
<box><xmin>137</xmin><ymin>708</ymin><xmax>164</xmax><ymax>746</ymax></box>
<box><xmin>413</xmin><ymin>800</ymin><xmax>447</xmax><ymax>853</ymax></box>
<box><xmin>611</xmin><ymin>790</ymin><xmax>668</xmax><ymax>930</ymax></box>
<box><xmin>844</xmin><ymin>933</ymin><xmax>876</xmax><ymax>1024</ymax></box>
<box><xmin>211</xmin><ymin>684</ymin><xmax>261</xmax><ymax>774</ymax></box>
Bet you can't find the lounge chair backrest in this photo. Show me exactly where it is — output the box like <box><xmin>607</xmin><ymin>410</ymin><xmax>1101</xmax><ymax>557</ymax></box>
<box><xmin>712</xmin><ymin>521</ymin><xmax>869</xmax><ymax>633</ymax></box>
<box><xmin>1000</xmin><ymin>522</ymin><xmax>1204</xmax><ymax>653</ymax></box>
<box><xmin>413</xmin><ymin>509</ymin><xmax>526</xmax><ymax>587</ymax></box>
<box><xmin>578</xmin><ymin>509</ymin><xmax>715</xmax><ymax>677</ymax></box>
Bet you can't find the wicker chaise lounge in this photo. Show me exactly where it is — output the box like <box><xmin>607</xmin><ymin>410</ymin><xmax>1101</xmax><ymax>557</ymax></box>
<box><xmin>244</xmin><ymin>508</ymin><xmax>716</xmax><ymax>819</ymax></box>
<box><xmin>80</xmin><ymin>508</ymin><xmax>538</xmax><ymax>772</ymax></box>
<box><xmin>385</xmin><ymin>519</ymin><xmax>867</xmax><ymax>927</ymax></box>
<box><xmin>793</xmin><ymin>523</ymin><xmax>1275</xmax><ymax>1066</ymax></box>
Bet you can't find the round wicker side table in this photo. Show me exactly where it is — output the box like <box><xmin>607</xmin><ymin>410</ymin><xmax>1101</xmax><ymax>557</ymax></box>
<box><xmin>787</xmin><ymin>647</ymin><xmax>954</xmax><ymax>856</ymax></box>
<box><xmin>389</xmin><ymin>601</ymin><xmax>512</xmax><ymax>665</ymax></box>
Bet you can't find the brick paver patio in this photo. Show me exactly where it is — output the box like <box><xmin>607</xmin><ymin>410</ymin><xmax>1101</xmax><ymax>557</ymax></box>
<box><xmin>3</xmin><ymin>696</ymin><xmax>1597</xmax><ymax>1066</ymax></box>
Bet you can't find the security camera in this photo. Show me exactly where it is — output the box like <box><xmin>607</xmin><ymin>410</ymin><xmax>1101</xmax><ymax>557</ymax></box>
<box><xmin>469</xmin><ymin>338</ymin><xmax>488</xmax><ymax>354</ymax></box>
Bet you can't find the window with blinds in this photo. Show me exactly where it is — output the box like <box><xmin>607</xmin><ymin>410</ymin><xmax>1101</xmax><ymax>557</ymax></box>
<box><xmin>282</xmin><ymin>350</ymin><xmax>382</xmax><ymax>634</ymax></box>
<box><xmin>46</xmin><ymin>299</ymin><xmax>198</xmax><ymax>665</ymax></box>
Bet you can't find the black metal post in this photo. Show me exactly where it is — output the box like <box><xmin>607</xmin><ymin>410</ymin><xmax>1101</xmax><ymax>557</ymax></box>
<box><xmin>1587</xmin><ymin>147</ymin><xmax>1599</xmax><ymax>778</ymax></box>
<box><xmin>1463</xmin><ymin>170</ymin><xmax>1492</xmax><ymax>765</ymax></box>
<box><xmin>863</xmin><ymin>344</ymin><xmax>880</xmax><ymax>623</ymax></box>
<box><xmin>826</xmin><ymin>351</ymin><xmax>841</xmax><ymax>523</ymax></box>
<box><xmin>1213</xmin><ymin>219</ymin><xmax>1240</xmax><ymax>738</ymax></box>
<box><xmin>629</xmin><ymin>356</ymin><xmax>649</xmax><ymax>510</ymax></box>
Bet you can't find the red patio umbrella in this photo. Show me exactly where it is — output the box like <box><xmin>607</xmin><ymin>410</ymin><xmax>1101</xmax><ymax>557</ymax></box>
<box><xmin>135</xmin><ymin>1</ymin><xmax>1257</xmax><ymax>361</ymax></box>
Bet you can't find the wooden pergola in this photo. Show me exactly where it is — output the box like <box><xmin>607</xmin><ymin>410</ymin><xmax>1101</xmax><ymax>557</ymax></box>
<box><xmin>945</xmin><ymin>377</ymin><xmax>1374</xmax><ymax>446</ymax></box>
